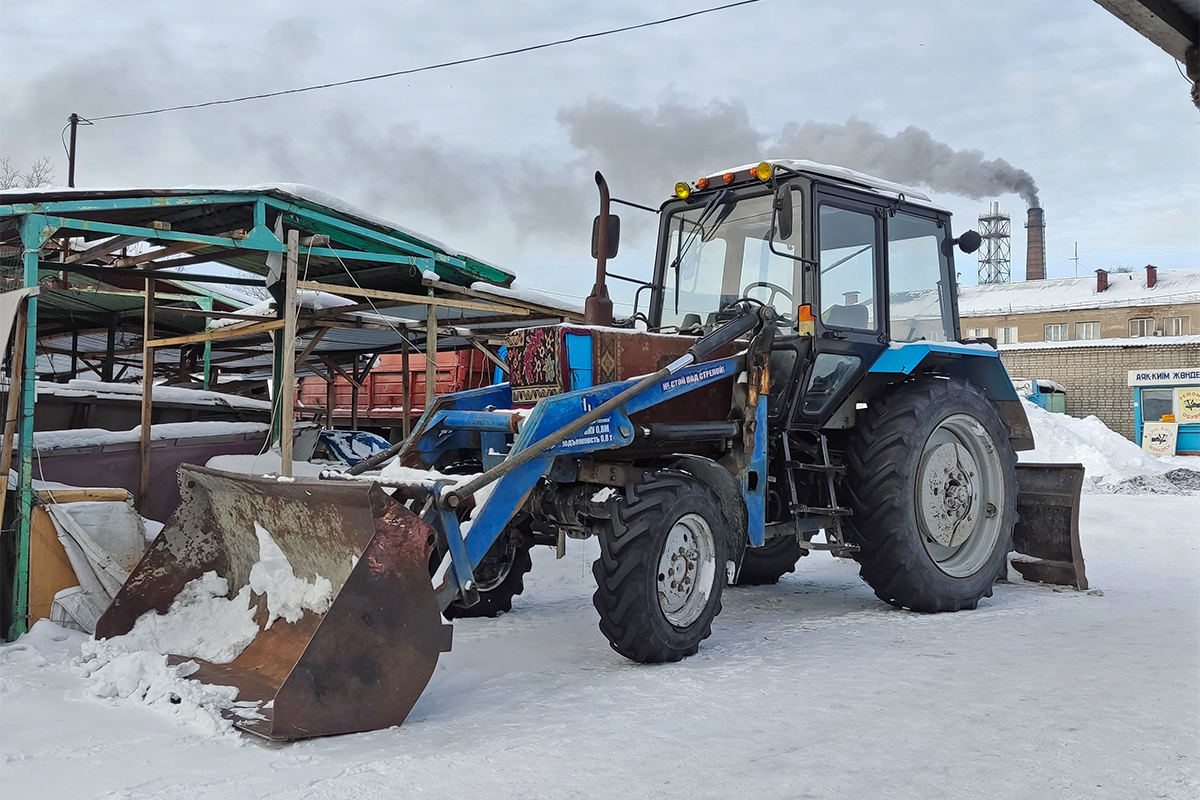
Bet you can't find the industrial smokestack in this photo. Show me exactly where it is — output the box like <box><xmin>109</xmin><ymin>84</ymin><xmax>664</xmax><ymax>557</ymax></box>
<box><xmin>1025</xmin><ymin>207</ymin><xmax>1045</xmax><ymax>281</ymax></box>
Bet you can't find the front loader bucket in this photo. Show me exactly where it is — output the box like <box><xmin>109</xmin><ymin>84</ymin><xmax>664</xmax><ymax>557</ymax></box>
<box><xmin>1010</xmin><ymin>463</ymin><xmax>1088</xmax><ymax>590</ymax></box>
<box><xmin>95</xmin><ymin>465</ymin><xmax>450</xmax><ymax>740</ymax></box>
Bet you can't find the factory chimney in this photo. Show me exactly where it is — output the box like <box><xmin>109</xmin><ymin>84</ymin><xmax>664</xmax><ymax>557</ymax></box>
<box><xmin>1025</xmin><ymin>207</ymin><xmax>1045</xmax><ymax>281</ymax></box>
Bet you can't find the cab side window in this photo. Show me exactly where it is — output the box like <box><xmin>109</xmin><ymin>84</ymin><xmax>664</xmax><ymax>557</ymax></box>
<box><xmin>818</xmin><ymin>205</ymin><xmax>878</xmax><ymax>331</ymax></box>
<box><xmin>886</xmin><ymin>212</ymin><xmax>953</xmax><ymax>342</ymax></box>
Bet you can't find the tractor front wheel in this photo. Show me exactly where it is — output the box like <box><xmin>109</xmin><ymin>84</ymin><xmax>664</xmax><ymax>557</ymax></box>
<box><xmin>734</xmin><ymin>535</ymin><xmax>803</xmax><ymax>586</ymax></box>
<box><xmin>845</xmin><ymin>377</ymin><xmax>1016</xmax><ymax>612</ymax></box>
<box><xmin>592</xmin><ymin>471</ymin><xmax>730</xmax><ymax>662</ymax></box>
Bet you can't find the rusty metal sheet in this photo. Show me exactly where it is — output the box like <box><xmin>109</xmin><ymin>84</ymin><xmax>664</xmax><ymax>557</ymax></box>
<box><xmin>96</xmin><ymin>465</ymin><xmax>449</xmax><ymax>740</ymax></box>
<box><xmin>1011</xmin><ymin>463</ymin><xmax>1088</xmax><ymax>589</ymax></box>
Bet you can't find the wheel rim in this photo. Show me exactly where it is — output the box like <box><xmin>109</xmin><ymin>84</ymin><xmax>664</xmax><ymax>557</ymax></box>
<box><xmin>472</xmin><ymin>532</ymin><xmax>518</xmax><ymax>592</ymax></box>
<box><xmin>656</xmin><ymin>513</ymin><xmax>717</xmax><ymax>627</ymax></box>
<box><xmin>915</xmin><ymin>413</ymin><xmax>1005</xmax><ymax>578</ymax></box>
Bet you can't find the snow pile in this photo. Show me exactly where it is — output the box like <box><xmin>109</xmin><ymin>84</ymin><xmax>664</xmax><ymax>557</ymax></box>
<box><xmin>1019</xmin><ymin>400</ymin><xmax>1197</xmax><ymax>493</ymax></box>
<box><xmin>73</xmin><ymin>525</ymin><xmax>334</xmax><ymax>737</ymax></box>
<box><xmin>248</xmin><ymin>523</ymin><xmax>334</xmax><ymax>628</ymax></box>
<box><xmin>380</xmin><ymin>461</ymin><xmax>481</xmax><ymax>489</ymax></box>
<box><xmin>96</xmin><ymin>572</ymin><xmax>260</xmax><ymax>664</ymax></box>
<box><xmin>34</xmin><ymin>421</ymin><xmax>269</xmax><ymax>451</ymax></box>
<box><xmin>209</xmin><ymin>290</ymin><xmax>354</xmax><ymax>328</ymax></box>
<box><xmin>74</xmin><ymin>572</ymin><xmax>261</xmax><ymax>738</ymax></box>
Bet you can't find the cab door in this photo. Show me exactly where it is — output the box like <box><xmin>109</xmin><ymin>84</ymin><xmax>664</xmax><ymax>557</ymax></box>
<box><xmin>793</xmin><ymin>191</ymin><xmax>888</xmax><ymax>425</ymax></box>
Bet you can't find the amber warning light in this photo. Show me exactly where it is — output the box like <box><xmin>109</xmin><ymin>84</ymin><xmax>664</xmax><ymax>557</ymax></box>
<box><xmin>796</xmin><ymin>304</ymin><xmax>815</xmax><ymax>337</ymax></box>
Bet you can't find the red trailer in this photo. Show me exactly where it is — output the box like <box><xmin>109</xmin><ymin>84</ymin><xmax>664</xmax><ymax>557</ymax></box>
<box><xmin>298</xmin><ymin>349</ymin><xmax>493</xmax><ymax>434</ymax></box>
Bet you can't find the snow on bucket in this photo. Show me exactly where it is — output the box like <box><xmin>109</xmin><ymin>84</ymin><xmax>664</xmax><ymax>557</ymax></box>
<box><xmin>95</xmin><ymin>465</ymin><xmax>450</xmax><ymax>740</ymax></box>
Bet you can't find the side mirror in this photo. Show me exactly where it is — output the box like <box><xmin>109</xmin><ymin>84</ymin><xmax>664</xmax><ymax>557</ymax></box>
<box><xmin>956</xmin><ymin>230</ymin><xmax>982</xmax><ymax>255</ymax></box>
<box><xmin>591</xmin><ymin>214</ymin><xmax>621</xmax><ymax>259</ymax></box>
<box><xmin>773</xmin><ymin>184</ymin><xmax>794</xmax><ymax>241</ymax></box>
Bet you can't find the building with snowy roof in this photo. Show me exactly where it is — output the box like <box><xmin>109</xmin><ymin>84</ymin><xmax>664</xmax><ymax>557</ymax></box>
<box><xmin>958</xmin><ymin>265</ymin><xmax>1200</xmax><ymax>344</ymax></box>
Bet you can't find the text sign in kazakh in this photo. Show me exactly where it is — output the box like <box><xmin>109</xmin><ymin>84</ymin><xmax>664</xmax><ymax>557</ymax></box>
<box><xmin>1127</xmin><ymin>367</ymin><xmax>1200</xmax><ymax>387</ymax></box>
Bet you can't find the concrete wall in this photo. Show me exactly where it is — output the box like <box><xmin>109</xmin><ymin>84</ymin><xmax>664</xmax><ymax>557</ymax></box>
<box><xmin>998</xmin><ymin>341</ymin><xmax>1200</xmax><ymax>440</ymax></box>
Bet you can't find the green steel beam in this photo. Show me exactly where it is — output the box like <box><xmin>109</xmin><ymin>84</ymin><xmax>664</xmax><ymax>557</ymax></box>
<box><xmin>200</xmin><ymin>297</ymin><xmax>213</xmax><ymax>390</ymax></box>
<box><xmin>304</xmin><ymin>248</ymin><xmax>430</xmax><ymax>266</ymax></box>
<box><xmin>261</xmin><ymin>197</ymin><xmax>444</xmax><ymax>262</ymax></box>
<box><xmin>37</xmin><ymin>215</ymin><xmax>282</xmax><ymax>252</ymax></box>
<box><xmin>9</xmin><ymin>215</ymin><xmax>55</xmax><ymax>641</ymax></box>
<box><xmin>0</xmin><ymin>193</ymin><xmax>268</xmax><ymax>217</ymax></box>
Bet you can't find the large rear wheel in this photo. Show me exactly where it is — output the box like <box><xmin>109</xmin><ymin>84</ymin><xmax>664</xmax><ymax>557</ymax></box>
<box><xmin>845</xmin><ymin>377</ymin><xmax>1016</xmax><ymax>612</ymax></box>
<box><xmin>592</xmin><ymin>471</ymin><xmax>730</xmax><ymax>662</ymax></box>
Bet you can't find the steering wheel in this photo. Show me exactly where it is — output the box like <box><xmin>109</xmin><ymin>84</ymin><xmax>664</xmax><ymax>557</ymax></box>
<box><xmin>741</xmin><ymin>281</ymin><xmax>793</xmax><ymax>309</ymax></box>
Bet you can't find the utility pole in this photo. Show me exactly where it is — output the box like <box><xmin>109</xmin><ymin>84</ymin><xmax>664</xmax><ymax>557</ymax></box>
<box><xmin>66</xmin><ymin>113</ymin><xmax>91</xmax><ymax>188</ymax></box>
<box><xmin>67</xmin><ymin>114</ymin><xmax>80</xmax><ymax>188</ymax></box>
<box><xmin>1071</xmin><ymin>241</ymin><xmax>1079</xmax><ymax>278</ymax></box>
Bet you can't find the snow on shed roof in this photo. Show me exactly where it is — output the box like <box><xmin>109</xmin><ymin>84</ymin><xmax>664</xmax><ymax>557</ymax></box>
<box><xmin>0</xmin><ymin>183</ymin><xmax>514</xmax><ymax>282</ymax></box>
<box><xmin>959</xmin><ymin>268</ymin><xmax>1200</xmax><ymax>317</ymax></box>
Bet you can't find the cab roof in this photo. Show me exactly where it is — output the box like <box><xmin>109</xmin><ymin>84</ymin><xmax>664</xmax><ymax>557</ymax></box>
<box><xmin>700</xmin><ymin>159</ymin><xmax>951</xmax><ymax>215</ymax></box>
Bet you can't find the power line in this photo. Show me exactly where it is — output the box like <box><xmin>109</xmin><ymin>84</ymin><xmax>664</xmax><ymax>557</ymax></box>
<box><xmin>88</xmin><ymin>0</ymin><xmax>767</xmax><ymax>121</ymax></box>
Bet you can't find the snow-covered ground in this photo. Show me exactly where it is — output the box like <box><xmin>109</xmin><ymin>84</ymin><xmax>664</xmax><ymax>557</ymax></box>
<box><xmin>2</xmin><ymin>490</ymin><xmax>1196</xmax><ymax>800</ymax></box>
<box><xmin>2</xmin><ymin>405</ymin><xmax>1198</xmax><ymax>799</ymax></box>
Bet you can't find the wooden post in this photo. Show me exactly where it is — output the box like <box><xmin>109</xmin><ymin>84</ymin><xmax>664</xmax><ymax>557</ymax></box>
<box><xmin>425</xmin><ymin>305</ymin><xmax>437</xmax><ymax>412</ymax></box>
<box><xmin>103</xmin><ymin>314</ymin><xmax>116</xmax><ymax>382</ymax></box>
<box><xmin>325</xmin><ymin>370</ymin><xmax>337</xmax><ymax>429</ymax></box>
<box><xmin>69</xmin><ymin>327</ymin><xmax>79</xmax><ymax>382</ymax></box>
<box><xmin>400</xmin><ymin>333</ymin><xmax>412</xmax><ymax>439</ymax></box>
<box><xmin>0</xmin><ymin>302</ymin><xmax>29</xmax><ymax>532</ymax></box>
<box><xmin>350</xmin><ymin>355</ymin><xmax>360</xmax><ymax>430</ymax></box>
<box><xmin>279</xmin><ymin>229</ymin><xmax>298</xmax><ymax>477</ymax></box>
<box><xmin>138</xmin><ymin>279</ymin><xmax>155</xmax><ymax>511</ymax></box>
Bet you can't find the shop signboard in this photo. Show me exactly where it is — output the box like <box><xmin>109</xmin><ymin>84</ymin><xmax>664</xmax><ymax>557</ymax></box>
<box><xmin>1127</xmin><ymin>367</ymin><xmax>1200</xmax><ymax>387</ymax></box>
<box><xmin>1142</xmin><ymin>422</ymin><xmax>1178</xmax><ymax>457</ymax></box>
<box><xmin>1177</xmin><ymin>388</ymin><xmax>1200</xmax><ymax>424</ymax></box>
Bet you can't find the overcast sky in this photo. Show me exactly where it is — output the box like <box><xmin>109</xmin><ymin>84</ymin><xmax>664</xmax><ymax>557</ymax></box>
<box><xmin>3</xmin><ymin>0</ymin><xmax>1197</xmax><ymax>312</ymax></box>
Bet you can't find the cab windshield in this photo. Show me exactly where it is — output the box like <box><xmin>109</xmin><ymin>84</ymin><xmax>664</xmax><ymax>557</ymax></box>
<box><xmin>658</xmin><ymin>190</ymin><xmax>801</xmax><ymax>328</ymax></box>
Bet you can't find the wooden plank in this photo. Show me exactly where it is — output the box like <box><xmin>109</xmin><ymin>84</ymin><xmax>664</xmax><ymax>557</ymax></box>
<box><xmin>425</xmin><ymin>306</ymin><xmax>437</xmax><ymax>409</ymax></box>
<box><xmin>113</xmin><ymin>240</ymin><xmax>212</xmax><ymax>268</ymax></box>
<box><xmin>146</xmin><ymin>318</ymin><xmax>286</xmax><ymax>348</ymax></box>
<box><xmin>0</xmin><ymin>301</ymin><xmax>28</xmax><ymax>530</ymax></box>
<box><xmin>319</xmin><ymin>355</ymin><xmax>361</xmax><ymax>388</ymax></box>
<box><xmin>469</xmin><ymin>338</ymin><xmax>509</xmax><ymax>375</ymax></box>
<box><xmin>138</xmin><ymin>279</ymin><xmax>155</xmax><ymax>512</ymax></box>
<box><xmin>422</xmin><ymin>274</ymin><xmax>583</xmax><ymax>322</ymax></box>
<box><xmin>350</xmin><ymin>355</ymin><xmax>360</xmax><ymax>430</ymax></box>
<box><xmin>279</xmin><ymin>229</ymin><xmax>299</xmax><ymax>477</ymax></box>
<box><xmin>400</xmin><ymin>334</ymin><xmax>412</xmax><ymax>439</ymax></box>
<box><xmin>295</xmin><ymin>280</ymin><xmax>529</xmax><ymax>316</ymax></box>
<box><xmin>29</xmin><ymin>506</ymin><xmax>78</xmax><ymax>624</ymax></box>
<box><xmin>63</xmin><ymin>234</ymin><xmax>144</xmax><ymax>265</ymax></box>
<box><xmin>294</xmin><ymin>327</ymin><xmax>328</xmax><ymax>372</ymax></box>
<box><xmin>35</xmin><ymin>488</ymin><xmax>131</xmax><ymax>504</ymax></box>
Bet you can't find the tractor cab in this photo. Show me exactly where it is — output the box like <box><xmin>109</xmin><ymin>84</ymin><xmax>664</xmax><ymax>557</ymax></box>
<box><xmin>644</xmin><ymin>160</ymin><xmax>978</xmax><ymax>428</ymax></box>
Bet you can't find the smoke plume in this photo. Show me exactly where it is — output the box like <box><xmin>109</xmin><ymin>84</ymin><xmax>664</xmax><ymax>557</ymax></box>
<box><xmin>558</xmin><ymin>100</ymin><xmax>1040</xmax><ymax>208</ymax></box>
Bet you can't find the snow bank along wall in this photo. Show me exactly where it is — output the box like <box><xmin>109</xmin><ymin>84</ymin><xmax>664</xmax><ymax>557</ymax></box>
<box><xmin>999</xmin><ymin>338</ymin><xmax>1200</xmax><ymax>440</ymax></box>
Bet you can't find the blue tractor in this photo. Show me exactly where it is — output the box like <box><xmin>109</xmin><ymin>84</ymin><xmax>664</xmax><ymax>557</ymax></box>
<box><xmin>98</xmin><ymin>161</ymin><xmax>1079</xmax><ymax>741</ymax></box>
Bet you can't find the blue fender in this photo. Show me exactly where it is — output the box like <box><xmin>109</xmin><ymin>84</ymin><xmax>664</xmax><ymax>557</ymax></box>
<box><xmin>868</xmin><ymin>342</ymin><xmax>1033</xmax><ymax>450</ymax></box>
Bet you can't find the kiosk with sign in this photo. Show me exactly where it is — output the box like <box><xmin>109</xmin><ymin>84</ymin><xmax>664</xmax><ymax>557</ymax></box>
<box><xmin>1128</xmin><ymin>367</ymin><xmax>1200</xmax><ymax>455</ymax></box>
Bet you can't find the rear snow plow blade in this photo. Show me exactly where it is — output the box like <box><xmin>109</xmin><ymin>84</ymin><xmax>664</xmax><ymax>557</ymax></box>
<box><xmin>95</xmin><ymin>465</ymin><xmax>450</xmax><ymax>741</ymax></box>
<box><xmin>1010</xmin><ymin>463</ymin><xmax>1087</xmax><ymax>589</ymax></box>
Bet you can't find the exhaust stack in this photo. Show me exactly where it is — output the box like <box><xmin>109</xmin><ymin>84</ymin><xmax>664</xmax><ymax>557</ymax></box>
<box><xmin>1025</xmin><ymin>207</ymin><xmax>1045</xmax><ymax>281</ymax></box>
